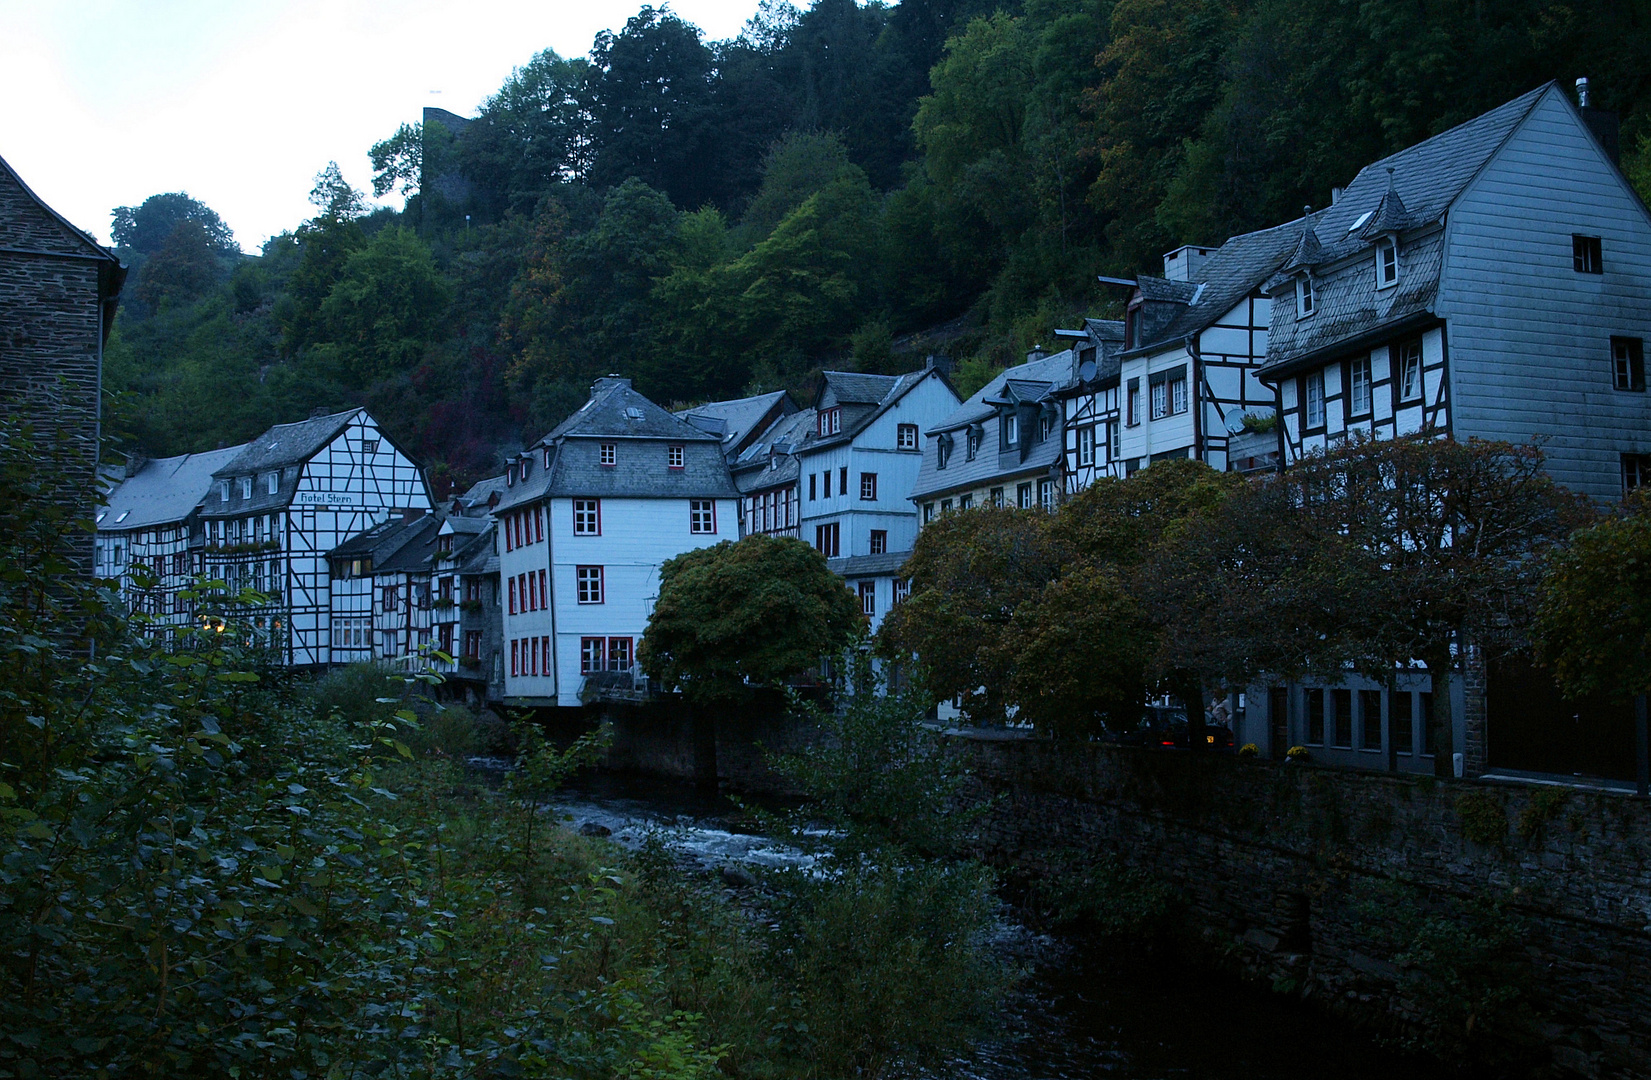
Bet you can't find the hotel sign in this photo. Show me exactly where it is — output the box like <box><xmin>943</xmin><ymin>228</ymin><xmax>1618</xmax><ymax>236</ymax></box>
<box><xmin>294</xmin><ymin>491</ymin><xmax>362</xmax><ymax>507</ymax></box>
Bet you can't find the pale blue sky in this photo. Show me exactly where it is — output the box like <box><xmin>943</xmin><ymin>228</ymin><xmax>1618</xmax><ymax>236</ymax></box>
<box><xmin>1</xmin><ymin>0</ymin><xmax>759</xmax><ymax>251</ymax></box>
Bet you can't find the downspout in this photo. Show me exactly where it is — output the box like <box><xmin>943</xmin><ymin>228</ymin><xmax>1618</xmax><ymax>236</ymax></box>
<box><xmin>1188</xmin><ymin>335</ymin><xmax>1204</xmax><ymax>464</ymax></box>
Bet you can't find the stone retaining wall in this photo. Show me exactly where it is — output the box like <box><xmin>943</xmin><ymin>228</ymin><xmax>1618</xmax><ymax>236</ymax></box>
<box><xmin>954</xmin><ymin>733</ymin><xmax>1651</xmax><ymax>1079</ymax></box>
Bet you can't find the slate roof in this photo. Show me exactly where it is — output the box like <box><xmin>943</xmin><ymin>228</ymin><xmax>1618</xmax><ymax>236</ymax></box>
<box><xmin>328</xmin><ymin>516</ymin><xmax>426</xmax><ymax>564</ymax></box>
<box><xmin>731</xmin><ymin>408</ymin><xmax>817</xmax><ymax>495</ymax></box>
<box><xmin>98</xmin><ymin>445</ymin><xmax>247</xmax><ymax>532</ymax></box>
<box><xmin>911</xmin><ymin>350</ymin><xmax>1072</xmax><ymax>502</ymax></box>
<box><xmin>494</xmin><ymin>379</ymin><xmax>738</xmax><ymax>512</ymax></box>
<box><xmin>1129</xmin><ymin>217</ymin><xmax>1315</xmax><ymax>356</ymax></box>
<box><xmin>215</xmin><ymin>409</ymin><xmax>360</xmax><ymax>477</ymax></box>
<box><xmin>1257</xmin><ymin>83</ymin><xmax>1552</xmax><ymax>376</ymax></box>
<box><xmin>376</xmin><ymin>517</ymin><xmax>443</xmax><ymax>574</ymax></box>
<box><xmin>821</xmin><ymin>371</ymin><xmax>901</xmax><ymax>406</ymax></box>
<box><xmin>678</xmin><ymin>390</ymin><xmax>793</xmax><ymax>458</ymax></box>
<box><xmin>455</xmin><ymin>475</ymin><xmax>507</xmax><ymax>514</ymax></box>
<box><xmin>828</xmin><ymin>552</ymin><xmax>911</xmax><ymax>578</ymax></box>
<box><xmin>808</xmin><ymin>368</ymin><xmax>942</xmax><ymax>451</ymax></box>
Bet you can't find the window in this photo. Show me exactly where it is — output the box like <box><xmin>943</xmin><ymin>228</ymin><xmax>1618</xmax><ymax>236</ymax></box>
<box><xmin>839</xmin><ymin>467</ymin><xmax>848</xmax><ymax>496</ymax></box>
<box><xmin>1077</xmin><ymin>426</ymin><xmax>1095</xmax><ymax>467</ymax></box>
<box><xmin>1396</xmin><ymin>339</ymin><xmax>1423</xmax><ymax>402</ymax></box>
<box><xmin>240</xmin><ymin>476</ymin><xmax>252</xmax><ymax>499</ymax></box>
<box><xmin>537</xmin><ymin>568</ymin><xmax>547</xmax><ymax>610</ymax></box>
<box><xmin>573</xmin><ymin>499</ymin><xmax>601</xmax><ymax>535</ymax></box>
<box><xmin>576</xmin><ymin>565</ymin><xmax>604</xmax><ymax>604</ymax></box>
<box><xmin>580</xmin><ymin>637</ymin><xmax>605</xmax><ymax>674</ymax></box>
<box><xmin>809</xmin><ymin>473</ymin><xmax>817</xmax><ymax>500</ymax></box>
<box><xmin>1150</xmin><ymin>380</ymin><xmax>1166</xmax><ymax>420</ymax></box>
<box><xmin>815</xmin><ymin>522</ymin><xmax>840</xmax><ymax>557</ymax></box>
<box><xmin>818</xmin><ymin>408</ymin><xmax>841</xmax><ymax>436</ymax></box>
<box><xmin>216</xmin><ymin>480</ymin><xmax>228</xmax><ymax>503</ymax></box>
<box><xmin>1360</xmin><ymin>689</ymin><xmax>1383</xmax><ymax>751</ymax></box>
<box><xmin>923</xmin><ymin>502</ymin><xmax>935</xmax><ymax>524</ymax></box>
<box><xmin>600</xmin><ymin>443</ymin><xmax>616</xmax><ymax>466</ymax></box>
<box><xmin>384</xmin><ymin>585</ymin><xmax>399</xmax><ymax>613</ymax></box>
<box><xmin>860</xmin><ymin>472</ymin><xmax>877</xmax><ymax>501</ymax></box>
<box><xmin>1392</xmin><ymin>692</ymin><xmax>1414</xmax><ymax>754</ymax></box>
<box><xmin>536</xmin><ymin>508</ymin><xmax>544</xmax><ymax>542</ymax></box>
<box><xmin>894</xmin><ymin>579</ymin><xmax>910</xmax><ymax>605</ymax></box>
<box><xmin>966</xmin><ymin>428</ymin><xmax>979</xmax><ymax>460</ymax></box>
<box><xmin>990</xmin><ymin>487</ymin><xmax>1004</xmax><ymax>508</ymax></box>
<box><xmin>1108</xmin><ymin>420</ymin><xmax>1120</xmax><ymax>462</ymax></box>
<box><xmin>607</xmin><ymin>636</ymin><xmax>632</xmax><ymax>671</ymax></box>
<box><xmin>1305</xmin><ymin>688</ymin><xmax>1325</xmax><ymax>745</ymax></box>
<box><xmin>1418</xmin><ymin>692</ymin><xmax>1435</xmax><ymax>755</ymax></box>
<box><xmin>1040</xmin><ymin>412</ymin><xmax>1055</xmax><ymax>440</ymax></box>
<box><xmin>667</xmin><ymin>444</ymin><xmax>684</xmax><ymax>469</ymax></box>
<box><xmin>898</xmin><ymin>423</ymin><xmax>918</xmax><ymax>449</ymax></box>
<box><xmin>1573</xmin><ymin>234</ymin><xmax>1603</xmax><ymax>274</ymax></box>
<box><xmin>1038</xmin><ymin>478</ymin><xmax>1054</xmax><ymax>511</ymax></box>
<box><xmin>1126</xmin><ymin>304</ymin><xmax>1142</xmax><ymax>349</ymax></box>
<box><xmin>869</xmin><ymin>529</ymin><xmax>887</xmax><ymax>555</ymax></box>
<box><xmin>1612</xmin><ymin>337</ymin><xmax>1645</xmax><ymax>391</ymax></box>
<box><xmin>1624</xmin><ymin>454</ymin><xmax>1651</xmax><ymax>494</ymax></box>
<box><xmin>266</xmin><ymin>472</ymin><xmax>279</xmax><ymax>495</ymax></box>
<box><xmin>362</xmin><ymin>438</ymin><xmax>379</xmax><ymax>456</ymax></box>
<box><xmin>858</xmin><ymin>581</ymin><xmax>876</xmax><ymax>617</ymax></box>
<box><xmin>463</xmin><ymin>630</ymin><xmax>482</xmax><ymax>659</ymax></box>
<box><xmin>438</xmin><ymin>622</ymin><xmax>454</xmax><ymax>656</ymax></box>
<box><xmin>937</xmin><ymin>435</ymin><xmax>951</xmax><ymax>470</ymax></box>
<box><xmin>1295</xmin><ymin>275</ymin><xmax>1314</xmax><ymax>318</ymax></box>
<box><xmin>510</xmin><ymin>639</ymin><xmax>520</xmax><ymax>677</ymax></box>
<box><xmin>690</xmin><ymin>500</ymin><xmax>717</xmax><ymax>534</ymax></box>
<box><xmin>1003</xmin><ymin>413</ymin><xmax>1019</xmax><ymax>447</ymax></box>
<box><xmin>1126</xmin><ymin>379</ymin><xmax>1141</xmax><ymax>426</ymax></box>
<box><xmin>1349</xmin><ymin>356</ymin><xmax>1372</xmax><ymax>417</ymax></box>
<box><xmin>958</xmin><ymin>493</ymin><xmax>973</xmax><ymax>510</ymax></box>
<box><xmin>1332</xmin><ymin>688</ymin><xmax>1353</xmax><ymax>747</ymax></box>
<box><xmin>941</xmin><ymin>498</ymin><xmax>953</xmax><ymax>515</ymax></box>
<box><xmin>1376</xmin><ymin>239</ymin><xmax>1398</xmax><ymax>287</ymax></box>
<box><xmin>544</xmin><ymin>448</ymin><xmax>553</xmax><ymax>469</ymax></box>
<box><xmin>1016</xmin><ymin>482</ymin><xmax>1033</xmax><ymax>509</ymax></box>
<box><xmin>1304</xmin><ymin>370</ymin><xmax>1326</xmax><ymax>428</ymax></box>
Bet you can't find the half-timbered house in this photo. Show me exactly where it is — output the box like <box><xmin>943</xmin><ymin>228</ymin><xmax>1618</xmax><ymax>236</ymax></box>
<box><xmin>1113</xmin><ymin>230</ymin><xmax>1302</xmax><ymax>474</ymax></box>
<box><xmin>200</xmin><ymin>409</ymin><xmax>432</xmax><ymax>668</ymax></box>
<box><xmin>1258</xmin><ymin>80</ymin><xmax>1651</xmax><ymax>502</ymax></box>
<box><xmin>493</xmin><ymin>377</ymin><xmax>739</xmax><ymax>707</ymax></box>
<box><xmin>1053</xmin><ymin>319</ymin><xmax>1128</xmax><ymax>491</ymax></box>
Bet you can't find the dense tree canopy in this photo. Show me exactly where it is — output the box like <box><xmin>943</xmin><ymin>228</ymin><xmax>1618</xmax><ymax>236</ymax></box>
<box><xmin>105</xmin><ymin>0</ymin><xmax>1651</xmax><ymax>491</ymax></box>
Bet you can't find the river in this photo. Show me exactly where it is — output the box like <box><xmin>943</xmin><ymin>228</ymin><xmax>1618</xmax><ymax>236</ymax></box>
<box><xmin>543</xmin><ymin>770</ymin><xmax>1446</xmax><ymax>1080</ymax></box>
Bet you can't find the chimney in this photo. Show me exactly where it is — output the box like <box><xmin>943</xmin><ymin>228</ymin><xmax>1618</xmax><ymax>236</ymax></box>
<box><xmin>1576</xmin><ymin>77</ymin><xmax>1621</xmax><ymax>165</ymax></box>
<box><xmin>1026</xmin><ymin>345</ymin><xmax>1049</xmax><ymax>363</ymax></box>
<box><xmin>1330</xmin><ymin>186</ymin><xmax>1343</xmax><ymax>205</ymax></box>
<box><xmin>1162</xmin><ymin>245</ymin><xmax>1215</xmax><ymax>282</ymax></box>
<box><xmin>591</xmin><ymin>374</ymin><xmax>632</xmax><ymax>398</ymax></box>
<box><xmin>924</xmin><ymin>354</ymin><xmax>955</xmax><ymax>377</ymax></box>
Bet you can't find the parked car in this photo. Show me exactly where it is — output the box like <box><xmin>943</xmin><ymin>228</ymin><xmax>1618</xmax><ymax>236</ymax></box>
<box><xmin>1110</xmin><ymin>705</ymin><xmax>1234</xmax><ymax>751</ymax></box>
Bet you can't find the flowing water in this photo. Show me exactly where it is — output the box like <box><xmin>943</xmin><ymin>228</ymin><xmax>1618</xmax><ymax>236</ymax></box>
<box><xmin>530</xmin><ymin>769</ymin><xmax>1445</xmax><ymax>1080</ymax></box>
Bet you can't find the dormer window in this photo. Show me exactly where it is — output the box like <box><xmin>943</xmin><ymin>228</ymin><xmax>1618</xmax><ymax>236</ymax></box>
<box><xmin>937</xmin><ymin>433</ymin><xmax>952</xmax><ymax>469</ymax></box>
<box><xmin>1039</xmin><ymin>411</ymin><xmax>1055</xmax><ymax>440</ymax></box>
<box><xmin>1296</xmin><ymin>275</ymin><xmax>1315</xmax><ymax>318</ymax></box>
<box><xmin>1125</xmin><ymin>304</ymin><xmax>1142</xmax><ymax>349</ymax></box>
<box><xmin>520</xmin><ymin>456</ymin><xmax>532</xmax><ymax>478</ymax></box>
<box><xmin>266</xmin><ymin>472</ymin><xmax>279</xmax><ymax>495</ymax></box>
<box><xmin>1376</xmin><ymin>239</ymin><xmax>1398</xmax><ymax>288</ymax></box>
<box><xmin>1003</xmin><ymin>414</ymin><xmax>1019</xmax><ymax>448</ymax></box>
<box><xmin>667</xmin><ymin>444</ymin><xmax>684</xmax><ymax>469</ymax></box>
<box><xmin>600</xmin><ymin>443</ymin><xmax>616</xmax><ymax>466</ymax></box>
<box><xmin>219</xmin><ymin>480</ymin><xmax>229</xmax><ymax>502</ymax></box>
<box><xmin>818</xmin><ymin>408</ymin><xmax>841</xmax><ymax>436</ymax></box>
<box><xmin>966</xmin><ymin>427</ymin><xmax>980</xmax><ymax>461</ymax></box>
<box><xmin>543</xmin><ymin>448</ymin><xmax>552</xmax><ymax>468</ymax></box>
<box><xmin>240</xmin><ymin>477</ymin><xmax>252</xmax><ymax>500</ymax></box>
<box><xmin>506</xmin><ymin>464</ymin><xmax>516</xmax><ymax>487</ymax></box>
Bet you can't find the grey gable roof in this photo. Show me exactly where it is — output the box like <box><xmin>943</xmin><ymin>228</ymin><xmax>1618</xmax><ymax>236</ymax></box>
<box><xmin>819</xmin><ymin>371</ymin><xmax>900</xmax><ymax>407</ymax></box>
<box><xmin>1131</xmin><ymin>218</ymin><xmax>1312</xmax><ymax>355</ymax></box>
<box><xmin>931</xmin><ymin>350</ymin><xmax>1075</xmax><ymax>435</ymax></box>
<box><xmin>216</xmin><ymin>409</ymin><xmax>361</xmax><ymax>477</ymax></box>
<box><xmin>1258</xmin><ymin>84</ymin><xmax>1553</xmax><ymax>377</ymax></box>
<box><xmin>376</xmin><ymin>517</ymin><xmax>443</xmax><ymax>574</ymax></box>
<box><xmin>99</xmin><ymin>445</ymin><xmax>247</xmax><ymax>531</ymax></box>
<box><xmin>678</xmin><ymin>390</ymin><xmax>793</xmax><ymax>456</ymax></box>
<box><xmin>542</xmin><ymin>380</ymin><xmax>718</xmax><ymax>444</ymax></box>
<box><xmin>807</xmin><ymin>368</ymin><xmax>940</xmax><ymax>451</ymax></box>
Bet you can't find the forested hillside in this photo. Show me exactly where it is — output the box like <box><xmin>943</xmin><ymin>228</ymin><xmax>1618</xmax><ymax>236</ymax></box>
<box><xmin>106</xmin><ymin>0</ymin><xmax>1651</xmax><ymax>495</ymax></box>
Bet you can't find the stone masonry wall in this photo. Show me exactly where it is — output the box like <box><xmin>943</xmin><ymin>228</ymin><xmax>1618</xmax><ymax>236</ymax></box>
<box><xmin>954</xmin><ymin>733</ymin><xmax>1651</xmax><ymax>1079</ymax></box>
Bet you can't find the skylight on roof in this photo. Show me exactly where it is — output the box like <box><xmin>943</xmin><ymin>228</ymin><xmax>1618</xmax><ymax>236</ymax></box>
<box><xmin>1347</xmin><ymin>211</ymin><xmax>1373</xmax><ymax>233</ymax></box>
<box><xmin>115</xmin><ymin>511</ymin><xmax>129</xmax><ymax>523</ymax></box>
<box><xmin>624</xmin><ymin>407</ymin><xmax>644</xmax><ymax>420</ymax></box>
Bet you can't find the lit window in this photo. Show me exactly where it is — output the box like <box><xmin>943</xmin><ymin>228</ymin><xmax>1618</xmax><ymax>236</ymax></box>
<box><xmin>860</xmin><ymin>473</ymin><xmax>877</xmax><ymax>501</ymax></box>
<box><xmin>1573</xmin><ymin>235</ymin><xmax>1603</xmax><ymax>274</ymax></box>
<box><xmin>1376</xmin><ymin>239</ymin><xmax>1398</xmax><ymax>287</ymax></box>
<box><xmin>577</xmin><ymin>565</ymin><xmax>604</xmax><ymax>604</ymax></box>
<box><xmin>897</xmin><ymin>423</ymin><xmax>918</xmax><ymax>449</ymax></box>
<box><xmin>1304</xmin><ymin>370</ymin><xmax>1326</xmax><ymax>428</ymax></box>
<box><xmin>690</xmin><ymin>500</ymin><xmax>716</xmax><ymax>534</ymax></box>
<box><xmin>858</xmin><ymin>581</ymin><xmax>876</xmax><ymax>617</ymax></box>
<box><xmin>1296</xmin><ymin>275</ymin><xmax>1314</xmax><ymax>318</ymax></box>
<box><xmin>601</xmin><ymin>443</ymin><xmax>616</xmax><ymax>466</ymax></box>
<box><xmin>667</xmin><ymin>445</ymin><xmax>684</xmax><ymax>469</ymax></box>
<box><xmin>573</xmin><ymin>499</ymin><xmax>601</xmax><ymax>535</ymax></box>
<box><xmin>1612</xmin><ymin>337</ymin><xmax>1645</xmax><ymax>392</ymax></box>
<box><xmin>1349</xmin><ymin>356</ymin><xmax>1372</xmax><ymax>416</ymax></box>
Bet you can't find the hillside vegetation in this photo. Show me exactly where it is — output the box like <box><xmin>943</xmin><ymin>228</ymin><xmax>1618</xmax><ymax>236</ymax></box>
<box><xmin>106</xmin><ymin>0</ymin><xmax>1651</xmax><ymax>494</ymax></box>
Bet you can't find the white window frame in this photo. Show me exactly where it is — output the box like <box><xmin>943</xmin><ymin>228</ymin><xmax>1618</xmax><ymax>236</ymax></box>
<box><xmin>1077</xmin><ymin>425</ymin><xmax>1095</xmax><ymax>467</ymax></box>
<box><xmin>1349</xmin><ymin>356</ymin><xmax>1372</xmax><ymax>416</ymax></box>
<box><xmin>600</xmin><ymin>443</ymin><xmax>616</xmax><ymax>466</ymax></box>
<box><xmin>573</xmin><ymin>499</ymin><xmax>601</xmax><ymax>535</ymax></box>
<box><xmin>689</xmin><ymin>499</ymin><xmax>717</xmax><ymax>534</ymax></box>
<box><xmin>1397</xmin><ymin>340</ymin><xmax>1423</xmax><ymax>402</ymax></box>
<box><xmin>1296</xmin><ymin>275</ymin><xmax>1315</xmax><ymax>318</ymax></box>
<box><xmin>1376</xmin><ymin>239</ymin><xmax>1398</xmax><ymax>288</ymax></box>
<box><xmin>576</xmin><ymin>565</ymin><xmax>604</xmax><ymax>604</ymax></box>
<box><xmin>897</xmin><ymin>423</ymin><xmax>918</xmax><ymax>449</ymax></box>
<box><xmin>667</xmin><ymin>444</ymin><xmax>684</xmax><ymax>469</ymax></box>
<box><xmin>1305</xmin><ymin>370</ymin><xmax>1326</xmax><ymax>428</ymax></box>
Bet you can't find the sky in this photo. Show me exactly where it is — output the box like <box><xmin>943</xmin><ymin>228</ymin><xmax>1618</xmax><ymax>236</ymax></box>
<box><xmin>0</xmin><ymin>0</ymin><xmax>759</xmax><ymax>253</ymax></box>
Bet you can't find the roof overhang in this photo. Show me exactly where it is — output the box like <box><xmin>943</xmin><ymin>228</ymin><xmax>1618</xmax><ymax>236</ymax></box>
<box><xmin>1256</xmin><ymin>310</ymin><xmax>1440</xmax><ymax>383</ymax></box>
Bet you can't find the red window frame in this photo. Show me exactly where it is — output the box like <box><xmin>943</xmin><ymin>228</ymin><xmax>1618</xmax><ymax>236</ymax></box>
<box><xmin>607</xmin><ymin>636</ymin><xmax>632</xmax><ymax>671</ymax></box>
<box><xmin>574</xmin><ymin>499</ymin><xmax>601</xmax><ymax>535</ymax></box>
<box><xmin>580</xmin><ymin>636</ymin><xmax>605</xmax><ymax>674</ymax></box>
<box><xmin>536</xmin><ymin>507</ymin><xmax>544</xmax><ymax>543</ymax></box>
<box><xmin>511</xmin><ymin>638</ymin><xmax>519</xmax><ymax>677</ymax></box>
<box><xmin>508</xmin><ymin>576</ymin><xmax>517</xmax><ymax>615</ymax></box>
<box><xmin>860</xmin><ymin>472</ymin><xmax>877</xmax><ymax>501</ymax></box>
<box><xmin>577</xmin><ymin>565</ymin><xmax>604</xmax><ymax>604</ymax></box>
<box><xmin>538</xmin><ymin>568</ymin><xmax>547</xmax><ymax>609</ymax></box>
